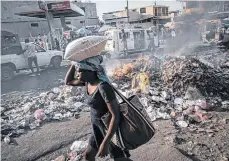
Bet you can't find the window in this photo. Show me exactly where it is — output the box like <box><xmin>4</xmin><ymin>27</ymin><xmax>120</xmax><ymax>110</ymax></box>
<box><xmin>119</xmin><ymin>32</ymin><xmax>130</xmax><ymax>39</ymax></box>
<box><xmin>166</xmin><ymin>8</ymin><xmax>168</xmax><ymax>16</ymax></box>
<box><xmin>111</xmin><ymin>22</ymin><xmax>116</xmax><ymax>26</ymax></box>
<box><xmin>162</xmin><ymin>8</ymin><xmax>166</xmax><ymax>16</ymax></box>
<box><xmin>34</xmin><ymin>44</ymin><xmax>45</xmax><ymax>52</ymax></box>
<box><xmin>66</xmin><ymin>21</ymin><xmax>71</xmax><ymax>24</ymax></box>
<box><xmin>1</xmin><ymin>45</ymin><xmax>23</xmax><ymax>55</ymax></box>
<box><xmin>155</xmin><ymin>8</ymin><xmax>158</xmax><ymax>16</ymax></box>
<box><xmin>140</xmin><ymin>8</ymin><xmax>146</xmax><ymax>13</ymax></box>
<box><xmin>31</xmin><ymin>23</ymin><xmax>39</xmax><ymax>27</ymax></box>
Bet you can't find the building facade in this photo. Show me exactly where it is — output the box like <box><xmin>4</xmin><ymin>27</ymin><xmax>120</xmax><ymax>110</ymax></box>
<box><xmin>102</xmin><ymin>5</ymin><xmax>170</xmax><ymax>28</ymax></box>
<box><xmin>183</xmin><ymin>1</ymin><xmax>229</xmax><ymax>12</ymax></box>
<box><xmin>1</xmin><ymin>1</ymin><xmax>99</xmax><ymax>39</ymax></box>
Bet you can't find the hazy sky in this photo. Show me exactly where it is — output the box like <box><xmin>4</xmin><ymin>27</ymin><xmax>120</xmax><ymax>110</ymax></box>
<box><xmin>89</xmin><ymin>0</ymin><xmax>183</xmax><ymax>19</ymax></box>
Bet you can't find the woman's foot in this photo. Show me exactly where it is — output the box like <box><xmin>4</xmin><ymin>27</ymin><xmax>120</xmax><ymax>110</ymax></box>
<box><xmin>82</xmin><ymin>144</ymin><xmax>97</xmax><ymax>161</ymax></box>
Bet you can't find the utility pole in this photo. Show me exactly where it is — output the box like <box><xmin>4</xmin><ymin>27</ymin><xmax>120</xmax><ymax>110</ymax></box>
<box><xmin>38</xmin><ymin>0</ymin><xmax>54</xmax><ymax>49</ymax></box>
<box><xmin>127</xmin><ymin>0</ymin><xmax>129</xmax><ymax>24</ymax></box>
<box><xmin>154</xmin><ymin>0</ymin><xmax>159</xmax><ymax>47</ymax></box>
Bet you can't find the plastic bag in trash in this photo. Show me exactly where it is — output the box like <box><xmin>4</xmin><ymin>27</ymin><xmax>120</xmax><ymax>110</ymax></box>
<box><xmin>34</xmin><ymin>109</ymin><xmax>46</xmax><ymax>121</ymax></box>
<box><xmin>70</xmin><ymin>140</ymin><xmax>88</xmax><ymax>153</ymax></box>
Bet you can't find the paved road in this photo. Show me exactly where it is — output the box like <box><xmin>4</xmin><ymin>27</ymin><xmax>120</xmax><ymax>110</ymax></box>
<box><xmin>1</xmin><ymin>67</ymin><xmax>69</xmax><ymax>94</ymax></box>
<box><xmin>1</xmin><ymin>113</ymin><xmax>191</xmax><ymax>161</ymax></box>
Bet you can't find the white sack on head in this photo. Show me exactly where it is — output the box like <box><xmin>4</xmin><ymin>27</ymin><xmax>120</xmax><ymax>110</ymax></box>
<box><xmin>64</xmin><ymin>36</ymin><xmax>107</xmax><ymax>61</ymax></box>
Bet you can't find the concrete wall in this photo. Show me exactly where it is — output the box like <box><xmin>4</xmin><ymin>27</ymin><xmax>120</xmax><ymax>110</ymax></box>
<box><xmin>103</xmin><ymin>5</ymin><xmax>169</xmax><ymax>24</ymax></box>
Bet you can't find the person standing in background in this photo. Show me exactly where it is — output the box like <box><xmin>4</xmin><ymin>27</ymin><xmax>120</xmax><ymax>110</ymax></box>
<box><xmin>54</xmin><ymin>38</ymin><xmax>60</xmax><ymax>50</ymax></box>
<box><xmin>34</xmin><ymin>39</ymin><xmax>39</xmax><ymax>45</ymax></box>
<box><xmin>39</xmin><ymin>39</ymin><xmax>45</xmax><ymax>49</ymax></box>
<box><xmin>121</xmin><ymin>29</ymin><xmax>128</xmax><ymax>55</ymax></box>
<box><xmin>23</xmin><ymin>39</ymin><xmax>40</xmax><ymax>76</ymax></box>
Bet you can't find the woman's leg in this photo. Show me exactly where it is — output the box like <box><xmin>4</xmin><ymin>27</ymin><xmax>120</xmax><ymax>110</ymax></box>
<box><xmin>82</xmin><ymin>136</ymin><xmax>97</xmax><ymax>161</ymax></box>
<box><xmin>109</xmin><ymin>143</ymin><xmax>132</xmax><ymax>161</ymax></box>
<box><xmin>82</xmin><ymin>144</ymin><xmax>97</xmax><ymax>161</ymax></box>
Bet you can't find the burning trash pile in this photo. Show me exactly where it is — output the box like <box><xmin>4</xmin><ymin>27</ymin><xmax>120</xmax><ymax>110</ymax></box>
<box><xmin>161</xmin><ymin>57</ymin><xmax>229</xmax><ymax>100</ymax></box>
<box><xmin>107</xmin><ymin>56</ymin><xmax>161</xmax><ymax>93</ymax></box>
<box><xmin>1</xmin><ymin>85</ymin><xmax>89</xmax><ymax>142</ymax></box>
<box><xmin>108</xmin><ymin>56</ymin><xmax>161</xmax><ymax>80</ymax></box>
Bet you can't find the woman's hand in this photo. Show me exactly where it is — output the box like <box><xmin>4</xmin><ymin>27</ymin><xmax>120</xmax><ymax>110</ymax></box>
<box><xmin>96</xmin><ymin>141</ymin><xmax>109</xmax><ymax>157</ymax></box>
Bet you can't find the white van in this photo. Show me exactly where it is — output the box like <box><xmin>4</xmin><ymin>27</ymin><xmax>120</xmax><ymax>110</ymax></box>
<box><xmin>104</xmin><ymin>28</ymin><xmax>157</xmax><ymax>55</ymax></box>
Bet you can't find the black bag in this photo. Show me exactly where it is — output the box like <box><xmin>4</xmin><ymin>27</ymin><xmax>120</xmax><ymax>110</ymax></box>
<box><xmin>100</xmin><ymin>85</ymin><xmax>155</xmax><ymax>150</ymax></box>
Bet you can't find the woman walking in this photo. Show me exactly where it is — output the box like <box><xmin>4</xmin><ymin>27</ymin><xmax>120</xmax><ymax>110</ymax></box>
<box><xmin>65</xmin><ymin>55</ymin><xmax>131</xmax><ymax>161</ymax></box>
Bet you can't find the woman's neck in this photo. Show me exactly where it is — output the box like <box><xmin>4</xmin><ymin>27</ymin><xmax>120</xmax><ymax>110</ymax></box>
<box><xmin>87</xmin><ymin>79</ymin><xmax>99</xmax><ymax>86</ymax></box>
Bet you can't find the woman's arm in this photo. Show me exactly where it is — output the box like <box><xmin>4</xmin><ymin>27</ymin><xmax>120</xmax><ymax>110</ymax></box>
<box><xmin>97</xmin><ymin>83</ymin><xmax>120</xmax><ymax>156</ymax></box>
<box><xmin>103</xmin><ymin>100</ymin><xmax>120</xmax><ymax>143</ymax></box>
<box><xmin>65</xmin><ymin>65</ymin><xmax>85</xmax><ymax>86</ymax></box>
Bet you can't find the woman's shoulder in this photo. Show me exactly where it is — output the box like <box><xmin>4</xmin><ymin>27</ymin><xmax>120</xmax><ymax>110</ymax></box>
<box><xmin>99</xmin><ymin>82</ymin><xmax>114</xmax><ymax>93</ymax></box>
<box><xmin>100</xmin><ymin>81</ymin><xmax>112</xmax><ymax>88</ymax></box>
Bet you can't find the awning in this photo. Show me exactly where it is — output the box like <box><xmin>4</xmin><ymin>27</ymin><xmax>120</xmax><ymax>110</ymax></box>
<box><xmin>15</xmin><ymin>1</ymin><xmax>85</xmax><ymax>19</ymax></box>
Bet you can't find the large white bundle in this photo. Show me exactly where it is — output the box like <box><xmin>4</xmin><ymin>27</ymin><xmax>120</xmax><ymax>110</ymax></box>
<box><xmin>64</xmin><ymin>36</ymin><xmax>107</xmax><ymax>61</ymax></box>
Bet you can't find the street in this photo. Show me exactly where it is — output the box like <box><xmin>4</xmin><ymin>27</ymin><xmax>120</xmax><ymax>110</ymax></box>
<box><xmin>1</xmin><ymin>67</ymin><xmax>68</xmax><ymax>94</ymax></box>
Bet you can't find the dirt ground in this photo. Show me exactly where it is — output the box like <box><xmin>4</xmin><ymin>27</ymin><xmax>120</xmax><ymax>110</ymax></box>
<box><xmin>1</xmin><ymin>112</ymin><xmax>192</xmax><ymax>161</ymax></box>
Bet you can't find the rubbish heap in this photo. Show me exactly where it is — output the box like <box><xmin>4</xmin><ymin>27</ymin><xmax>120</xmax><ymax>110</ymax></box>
<box><xmin>52</xmin><ymin>140</ymin><xmax>88</xmax><ymax>161</ymax></box>
<box><xmin>108</xmin><ymin>56</ymin><xmax>161</xmax><ymax>81</ymax></box>
<box><xmin>161</xmin><ymin>57</ymin><xmax>229</xmax><ymax>100</ymax></box>
<box><xmin>1</xmin><ymin>85</ymin><xmax>89</xmax><ymax>141</ymax></box>
<box><xmin>108</xmin><ymin>57</ymin><xmax>229</xmax><ymax>128</ymax></box>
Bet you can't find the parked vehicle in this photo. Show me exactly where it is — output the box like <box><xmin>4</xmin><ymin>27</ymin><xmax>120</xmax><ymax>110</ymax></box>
<box><xmin>104</xmin><ymin>28</ymin><xmax>157</xmax><ymax>55</ymax></box>
<box><xmin>1</xmin><ymin>42</ymin><xmax>63</xmax><ymax>81</ymax></box>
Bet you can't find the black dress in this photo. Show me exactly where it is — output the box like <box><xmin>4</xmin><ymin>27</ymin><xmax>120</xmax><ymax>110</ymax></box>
<box><xmin>85</xmin><ymin>82</ymin><xmax>130</xmax><ymax>159</ymax></box>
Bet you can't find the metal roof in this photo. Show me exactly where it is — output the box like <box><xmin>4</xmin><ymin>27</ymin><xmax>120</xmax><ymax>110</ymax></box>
<box><xmin>14</xmin><ymin>1</ymin><xmax>85</xmax><ymax>19</ymax></box>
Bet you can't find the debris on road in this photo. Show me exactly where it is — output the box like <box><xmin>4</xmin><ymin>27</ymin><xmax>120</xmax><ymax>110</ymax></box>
<box><xmin>1</xmin><ymin>55</ymin><xmax>229</xmax><ymax>161</ymax></box>
<box><xmin>1</xmin><ymin>85</ymin><xmax>88</xmax><ymax>138</ymax></box>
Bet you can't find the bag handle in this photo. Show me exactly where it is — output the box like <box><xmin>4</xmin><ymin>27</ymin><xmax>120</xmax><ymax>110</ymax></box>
<box><xmin>98</xmin><ymin>82</ymin><xmax>134</xmax><ymax>110</ymax></box>
<box><xmin>109</xmin><ymin>83</ymin><xmax>136</xmax><ymax>109</ymax></box>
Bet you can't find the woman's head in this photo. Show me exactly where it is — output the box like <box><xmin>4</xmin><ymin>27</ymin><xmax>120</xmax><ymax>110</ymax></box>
<box><xmin>74</xmin><ymin>55</ymin><xmax>109</xmax><ymax>83</ymax></box>
<box><xmin>77</xmin><ymin>68</ymin><xmax>98</xmax><ymax>82</ymax></box>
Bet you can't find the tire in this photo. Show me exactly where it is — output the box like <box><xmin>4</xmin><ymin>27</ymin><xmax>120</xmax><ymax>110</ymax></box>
<box><xmin>1</xmin><ymin>66</ymin><xmax>15</xmax><ymax>81</ymax></box>
<box><xmin>51</xmin><ymin>56</ymin><xmax>62</xmax><ymax>68</ymax></box>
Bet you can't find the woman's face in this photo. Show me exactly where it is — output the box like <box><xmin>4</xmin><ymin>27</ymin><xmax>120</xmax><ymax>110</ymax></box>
<box><xmin>77</xmin><ymin>68</ymin><xmax>87</xmax><ymax>82</ymax></box>
<box><xmin>77</xmin><ymin>68</ymin><xmax>94</xmax><ymax>82</ymax></box>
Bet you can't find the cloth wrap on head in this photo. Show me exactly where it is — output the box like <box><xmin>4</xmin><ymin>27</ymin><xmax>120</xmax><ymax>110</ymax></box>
<box><xmin>73</xmin><ymin>55</ymin><xmax>109</xmax><ymax>82</ymax></box>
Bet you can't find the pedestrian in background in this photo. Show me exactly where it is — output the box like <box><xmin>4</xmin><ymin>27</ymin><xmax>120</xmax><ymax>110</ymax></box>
<box><xmin>54</xmin><ymin>38</ymin><xmax>60</xmax><ymax>50</ymax></box>
<box><xmin>39</xmin><ymin>39</ymin><xmax>45</xmax><ymax>49</ymax></box>
<box><xmin>23</xmin><ymin>39</ymin><xmax>40</xmax><ymax>76</ymax></box>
